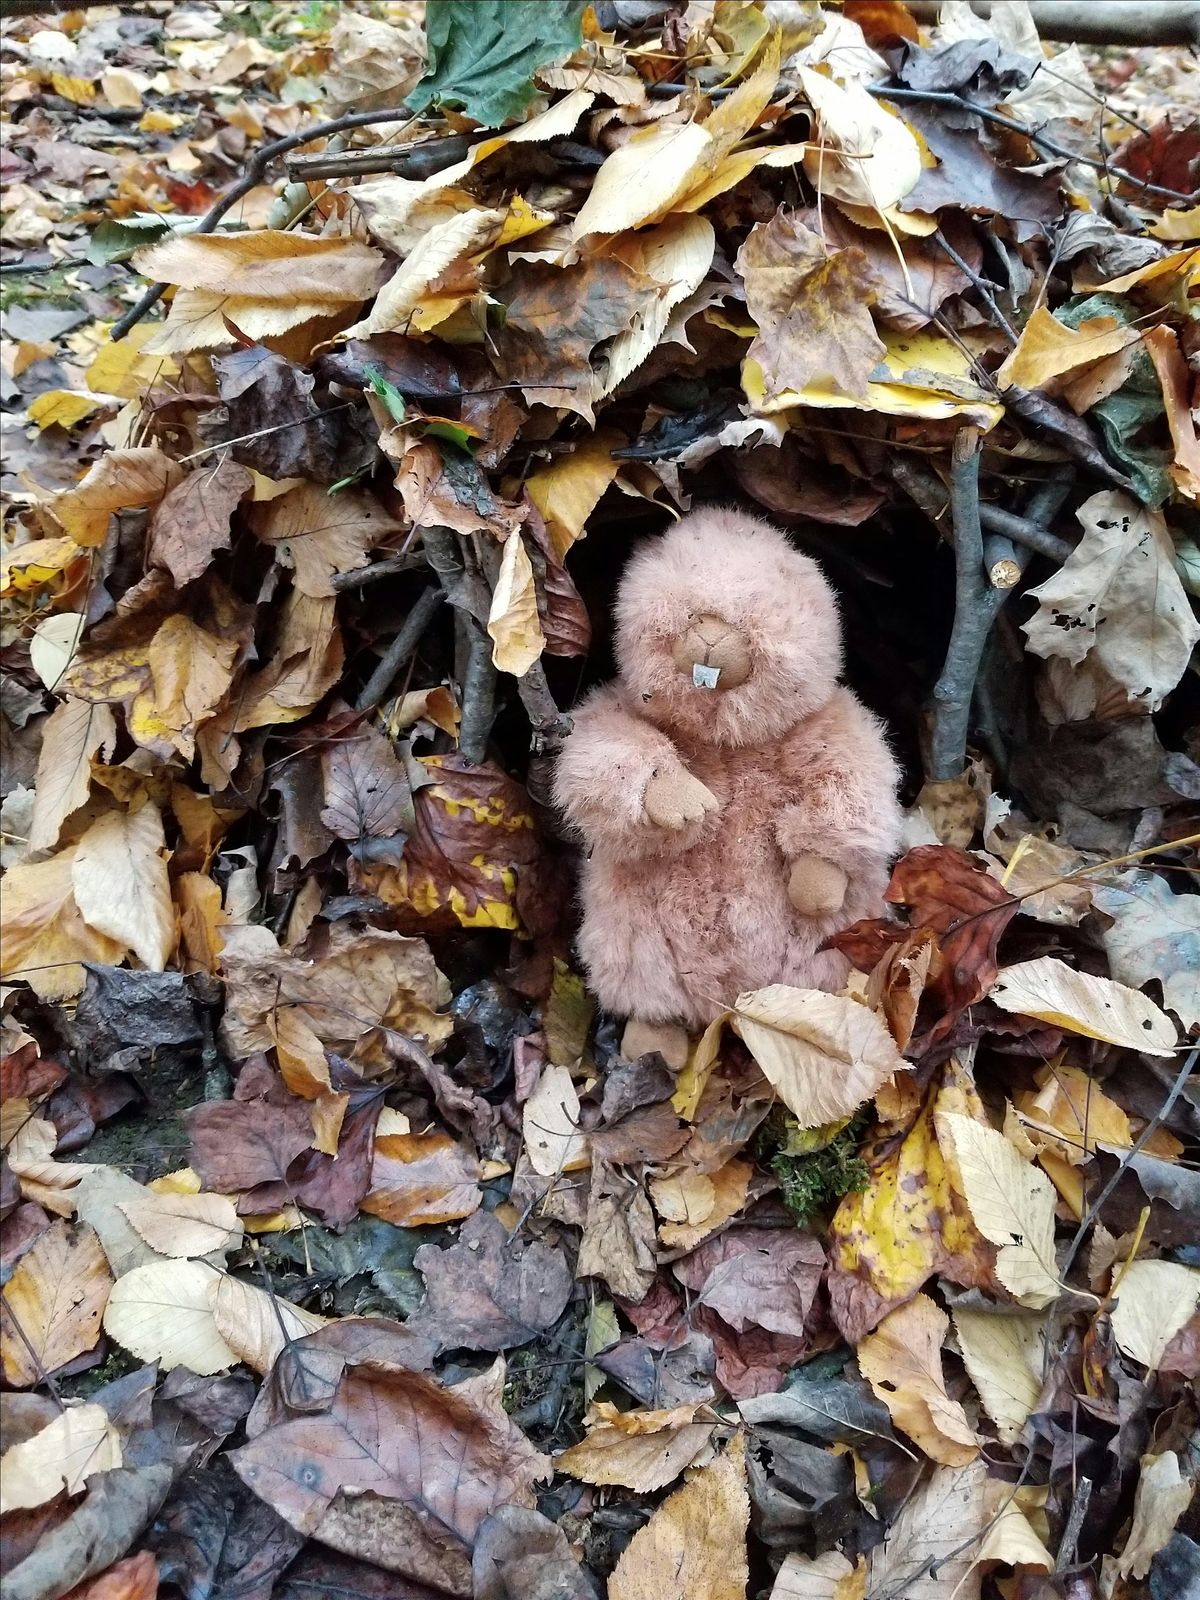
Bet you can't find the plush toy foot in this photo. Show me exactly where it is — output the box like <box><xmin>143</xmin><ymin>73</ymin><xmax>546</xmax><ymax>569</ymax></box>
<box><xmin>787</xmin><ymin>853</ymin><xmax>848</xmax><ymax>918</ymax></box>
<box><xmin>621</xmin><ymin>1018</ymin><xmax>690</xmax><ymax>1072</ymax></box>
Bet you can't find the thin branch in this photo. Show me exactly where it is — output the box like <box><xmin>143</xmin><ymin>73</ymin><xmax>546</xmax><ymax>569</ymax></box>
<box><xmin>111</xmin><ymin>106</ymin><xmax>419</xmax><ymax>341</ymax></box>
<box><xmin>331</xmin><ymin>552</ymin><xmax>425</xmax><ymax>592</ymax></box>
<box><xmin>868</xmin><ymin>84</ymin><xmax>1197</xmax><ymax>203</ymax></box>
<box><xmin>354</xmin><ymin>585</ymin><xmax>444</xmax><ymax>713</ymax></box>
<box><xmin>979</xmin><ymin>502</ymin><xmax>1073</xmax><ymax>564</ymax></box>
<box><xmin>933</xmin><ymin>228</ymin><xmax>1018</xmax><ymax>346</ymax></box>
<box><xmin>929</xmin><ymin>428</ymin><xmax>985</xmax><ymax>780</ymax></box>
<box><xmin>457</xmin><ymin>617</ymin><xmax>498</xmax><ymax>766</ymax></box>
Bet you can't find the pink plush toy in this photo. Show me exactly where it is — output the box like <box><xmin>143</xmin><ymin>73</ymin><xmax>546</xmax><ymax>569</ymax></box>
<box><xmin>553</xmin><ymin>507</ymin><xmax>903</xmax><ymax>1069</ymax></box>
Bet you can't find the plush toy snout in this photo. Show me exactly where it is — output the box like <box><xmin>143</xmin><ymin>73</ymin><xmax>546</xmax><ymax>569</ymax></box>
<box><xmin>669</xmin><ymin>613</ymin><xmax>752</xmax><ymax>689</ymax></box>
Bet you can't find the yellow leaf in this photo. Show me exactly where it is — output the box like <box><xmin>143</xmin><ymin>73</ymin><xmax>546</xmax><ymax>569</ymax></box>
<box><xmin>0</xmin><ymin>845</ymin><xmax>125</xmax><ymax>1002</ymax></box>
<box><xmin>829</xmin><ymin>1059</ymin><xmax>994</xmax><ymax>1337</ymax></box>
<box><xmin>1096</xmin><ymin>245</ymin><xmax>1199</xmax><ymax>296</ymax></box>
<box><xmin>1013</xmin><ymin>1063</ymin><xmax>1132</xmax><ymax>1167</ymax></box>
<box><xmin>0</xmin><ymin>1221</ymin><xmax>112</xmax><ymax>1387</ymax></box>
<box><xmin>609</xmin><ymin>1434</ymin><xmax>749</xmax><ymax>1600</ymax></box>
<box><xmin>343</xmin><ymin>208</ymin><xmax>502</xmax><ymax>338</ymax></box>
<box><xmin>525</xmin><ymin>431</ymin><xmax>623</xmax><ymax>561</ymax></box>
<box><xmin>27</xmin><ymin>698</ymin><xmax>117</xmax><ymax>854</ymax></box>
<box><xmin>1148</xmin><ymin>205</ymin><xmax>1200</xmax><ymax>242</ymax></box>
<box><xmin>0</xmin><ymin>1403</ymin><xmax>121</xmax><ymax>1514</ymax></box>
<box><xmin>798</xmin><ymin>66</ymin><xmax>922</xmax><ymax>210</ymax></box>
<box><xmin>989</xmin><ymin>956</ymin><xmax>1177</xmax><ymax>1056</ymax></box>
<box><xmin>523</xmin><ymin>1063</ymin><xmax>589</xmax><ymax>1176</ymax></box>
<box><xmin>71</xmin><ymin>804</ymin><xmax>175</xmax><ymax>971</ymax></box>
<box><xmin>51</xmin><ymin>447</ymin><xmax>183</xmax><ymax>546</ymax></box>
<box><xmin>937</xmin><ymin>1112</ymin><xmax>1060</xmax><ymax>1308</ymax></box>
<box><xmin>50</xmin><ymin>72</ymin><xmax>95</xmax><ymax>104</ymax></box>
<box><xmin>147</xmin><ymin>613</ymin><xmax>238</xmax><ymax>759</ymax></box>
<box><xmin>269</xmin><ymin>1006</ymin><xmax>332</xmax><ymax>1099</ymax></box>
<box><xmin>0</xmin><ymin>537</ymin><xmax>83</xmax><ymax>596</ymax></box>
<box><xmin>857</xmin><ymin>1293</ymin><xmax>979</xmax><ymax>1465</ymax></box>
<box><xmin>104</xmin><ymin>1260</ymin><xmax>236</xmax><ymax>1374</ymax></box>
<box><xmin>27</xmin><ymin>389</ymin><xmax>107</xmax><ymax>431</ymax></box>
<box><xmin>141</xmin><ymin>289</ymin><xmax>354</xmax><ymax>356</ymax></box>
<box><xmin>729</xmin><ymin>985</ymin><xmax>908</xmax><ymax>1129</ymax></box>
<box><xmin>487</xmin><ymin>531</ymin><xmax>545</xmax><ymax>676</ymax></box>
<box><xmin>952</xmin><ymin>1307</ymin><xmax>1045</xmax><ymax>1446</ymax></box>
<box><xmin>86</xmin><ymin>321</ymin><xmax>179</xmax><ymax>400</ymax></box>
<box><xmin>140</xmin><ymin>108</ymin><xmax>184</xmax><ymax>132</ymax></box>
<box><xmin>658</xmin><ymin>1158</ymin><xmax>752</xmax><ymax>1250</ymax></box>
<box><xmin>600</xmin><ymin>216</ymin><xmax>716</xmax><ymax>396</ymax></box>
<box><xmin>996</xmin><ymin>305</ymin><xmax>1139</xmax><ymax>392</ymax></box>
<box><xmin>1109</xmin><ymin>1260</ymin><xmax>1200</xmax><ymax>1371</ymax></box>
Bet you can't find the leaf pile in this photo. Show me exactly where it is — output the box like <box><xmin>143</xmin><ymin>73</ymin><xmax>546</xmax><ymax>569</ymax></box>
<box><xmin>1</xmin><ymin>3</ymin><xmax>1198</xmax><ymax>1599</ymax></box>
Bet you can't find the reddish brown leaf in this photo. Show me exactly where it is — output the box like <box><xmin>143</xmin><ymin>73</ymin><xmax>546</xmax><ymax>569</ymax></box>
<box><xmin>672</xmin><ymin>1227</ymin><xmax>824</xmax><ymax>1336</ymax></box>
<box><xmin>61</xmin><ymin>1550</ymin><xmax>159</xmax><ymax>1600</ymax></box>
<box><xmin>320</xmin><ymin>719</ymin><xmax>414</xmax><ymax>842</ymax></box>
<box><xmin>232</xmin><ymin>1363</ymin><xmax>549</xmax><ymax>1596</ymax></box>
<box><xmin>186</xmin><ymin>1094</ymin><xmax>313</xmax><ymax>1196</ymax></box>
<box><xmin>147</xmin><ymin>458</ymin><xmax>252</xmax><ymax>586</ymax></box>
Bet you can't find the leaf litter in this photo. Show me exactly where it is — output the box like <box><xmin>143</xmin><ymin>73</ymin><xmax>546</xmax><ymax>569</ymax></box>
<box><xmin>0</xmin><ymin>2</ymin><xmax>1198</xmax><ymax>1598</ymax></box>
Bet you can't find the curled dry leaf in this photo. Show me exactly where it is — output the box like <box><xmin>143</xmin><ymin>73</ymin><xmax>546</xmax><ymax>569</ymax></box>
<box><xmin>49</xmin><ymin>447</ymin><xmax>184</xmax><ymax>547</ymax></box>
<box><xmin>856</xmin><ymin>1292</ymin><xmax>979</xmax><ymax>1465</ymax></box>
<box><xmin>1103</xmin><ymin>1450</ymin><xmax>1195</xmax><ymax>1589</ymax></box>
<box><xmin>208</xmin><ymin>1273</ymin><xmax>329</xmax><ymax>1375</ymax></box>
<box><xmin>989</xmin><ymin>956</ymin><xmax>1177</xmax><ymax>1056</ymax></box>
<box><xmin>555</xmin><ymin>1402</ymin><xmax>714</xmax><ymax>1493</ymax></box>
<box><xmin>487</xmin><ymin>531</ymin><xmax>545</xmax><ymax>678</ymax></box>
<box><xmin>361</xmin><ymin>1130</ymin><xmax>483</xmax><ymax>1226</ymax></box>
<box><xmin>726</xmin><ymin>986</ymin><xmax>908</xmax><ymax>1130</ymax></box>
<box><xmin>27</xmin><ymin>699</ymin><xmax>117</xmax><ymax>855</ymax></box>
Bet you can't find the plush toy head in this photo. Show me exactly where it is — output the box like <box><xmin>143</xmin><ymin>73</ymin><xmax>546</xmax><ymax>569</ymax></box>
<box><xmin>614</xmin><ymin>506</ymin><xmax>843</xmax><ymax>747</ymax></box>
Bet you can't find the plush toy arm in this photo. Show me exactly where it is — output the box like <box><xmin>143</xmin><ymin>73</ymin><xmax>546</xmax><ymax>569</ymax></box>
<box><xmin>553</xmin><ymin>686</ymin><xmax>695</xmax><ymax>855</ymax></box>
<box><xmin>775</xmin><ymin>692</ymin><xmax>903</xmax><ymax>872</ymax></box>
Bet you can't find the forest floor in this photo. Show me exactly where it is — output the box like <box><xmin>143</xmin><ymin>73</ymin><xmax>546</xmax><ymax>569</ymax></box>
<box><xmin>1</xmin><ymin>4</ymin><xmax>1198</xmax><ymax>1600</ymax></box>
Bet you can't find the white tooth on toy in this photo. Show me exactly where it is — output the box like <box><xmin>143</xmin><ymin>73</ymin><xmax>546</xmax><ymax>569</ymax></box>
<box><xmin>692</xmin><ymin>663</ymin><xmax>721</xmax><ymax>688</ymax></box>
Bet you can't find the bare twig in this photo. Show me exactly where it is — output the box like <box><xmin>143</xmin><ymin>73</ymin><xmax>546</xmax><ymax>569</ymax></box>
<box><xmin>457</xmin><ymin>617</ymin><xmax>498</xmax><ymax>765</ymax></box>
<box><xmin>905</xmin><ymin>1</ymin><xmax>1200</xmax><ymax>48</ymax></box>
<box><xmin>331</xmin><ymin>551</ymin><xmax>425</xmax><ymax>592</ymax></box>
<box><xmin>285</xmin><ymin>134</ymin><xmax>473</xmax><ymax>183</ymax></box>
<box><xmin>979</xmin><ymin>502</ymin><xmax>1073</xmax><ymax>564</ymax></box>
<box><xmin>932</xmin><ymin>229</ymin><xmax>1018</xmax><ymax>346</ymax></box>
<box><xmin>111</xmin><ymin>106</ymin><xmax>420</xmax><ymax>341</ymax></box>
<box><xmin>869</xmin><ymin>85</ymin><xmax>1198</xmax><ymax>203</ymax></box>
<box><xmin>354</xmin><ymin>585</ymin><xmax>444</xmax><ymax>714</ymax></box>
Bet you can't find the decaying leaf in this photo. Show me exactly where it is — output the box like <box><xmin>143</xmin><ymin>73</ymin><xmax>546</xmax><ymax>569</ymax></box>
<box><xmin>951</xmin><ymin>1307</ymin><xmax>1045</xmax><ymax>1446</ymax></box>
<box><xmin>1109</xmin><ymin>1260</ymin><xmax>1200</xmax><ymax>1371</ymax></box>
<box><xmin>0</xmin><ymin>1402</ymin><xmax>121</xmax><ymax>1514</ymax></box>
<box><xmin>989</xmin><ymin>956</ymin><xmax>1177</xmax><ymax>1056</ymax></box>
<box><xmin>555</xmin><ymin>1403</ymin><xmax>714</xmax><ymax>1494</ymax></box>
<box><xmin>103</xmin><ymin>1259</ymin><xmax>237</xmax><ymax>1375</ymax></box>
<box><xmin>0</xmin><ymin>1220</ymin><xmax>112</xmax><ymax>1388</ymax></box>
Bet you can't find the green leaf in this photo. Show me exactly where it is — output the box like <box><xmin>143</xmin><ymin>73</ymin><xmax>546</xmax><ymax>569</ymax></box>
<box><xmin>364</xmin><ymin>364</ymin><xmax>408</xmax><ymax>424</ymax></box>
<box><xmin>86</xmin><ymin>215</ymin><xmax>181</xmax><ymax>267</ymax></box>
<box><xmin>406</xmin><ymin>0</ymin><xmax>585</xmax><ymax>128</ymax></box>
<box><xmin>422</xmin><ymin>417</ymin><xmax>477</xmax><ymax>454</ymax></box>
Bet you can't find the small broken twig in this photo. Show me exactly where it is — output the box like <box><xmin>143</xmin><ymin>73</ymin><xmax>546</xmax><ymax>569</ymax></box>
<box><xmin>457</xmin><ymin>617</ymin><xmax>498</xmax><ymax>766</ymax></box>
<box><xmin>355</xmin><ymin>585</ymin><xmax>444</xmax><ymax>713</ymax></box>
<box><xmin>929</xmin><ymin>428</ymin><xmax>986</xmax><ymax>782</ymax></box>
<box><xmin>331</xmin><ymin>552</ymin><xmax>425</xmax><ymax>592</ymax></box>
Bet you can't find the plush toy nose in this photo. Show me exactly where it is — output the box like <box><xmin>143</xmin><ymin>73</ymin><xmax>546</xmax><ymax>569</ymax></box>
<box><xmin>670</xmin><ymin>614</ymin><xmax>752</xmax><ymax>689</ymax></box>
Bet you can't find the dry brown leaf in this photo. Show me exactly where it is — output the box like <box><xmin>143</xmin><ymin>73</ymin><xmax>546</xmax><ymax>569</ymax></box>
<box><xmin>0</xmin><ymin>1220</ymin><xmax>112</xmax><ymax>1387</ymax></box>
<box><xmin>319</xmin><ymin>720</ymin><xmax>413</xmax><ymax>842</ymax></box>
<box><xmin>51</xmin><ymin>447</ymin><xmax>184</xmax><ymax>547</ymax></box>
<box><xmin>556</xmin><ymin>1402</ymin><xmax>713</xmax><ymax>1493</ymax></box>
<box><xmin>268</xmin><ymin>1005</ymin><xmax>333</xmax><ymax>1099</ymax></box>
<box><xmin>608</xmin><ymin>1433</ymin><xmax>749</xmax><ymax>1600</ymax></box>
<box><xmin>251</xmin><ymin>481</ymin><xmax>403</xmax><ymax>597</ymax></box>
<box><xmin>146</xmin><ymin>614</ymin><xmax>238</xmax><ymax>760</ymax></box>
<box><xmin>103</xmin><ymin>1259</ymin><xmax>236</xmax><ymax>1374</ymax></box>
<box><xmin>0</xmin><ymin>1402</ymin><xmax>121</xmax><ymax>1514</ymax></box>
<box><xmin>344</xmin><ymin>207</ymin><xmax>502</xmax><ymax>337</ymax></box>
<box><xmin>730</xmin><ymin>986</ymin><xmax>908</xmax><ymax>1129</ymax></box>
<box><xmin>133</xmin><ymin>230</ymin><xmax>385</xmax><ymax>301</ymax></box>
<box><xmin>147</xmin><ymin>457</ymin><xmax>252</xmax><ymax>585</ymax></box>
<box><xmin>71</xmin><ymin>804</ymin><xmax>175</xmax><ymax>971</ymax></box>
<box><xmin>361</xmin><ymin>1130</ymin><xmax>483</xmax><ymax>1226</ymax></box>
<box><xmin>737</xmin><ymin>210</ymin><xmax>886</xmax><ymax>403</ymax></box>
<box><xmin>0</xmin><ymin>844</ymin><xmax>126</xmax><ymax>1001</ymax></box>
<box><xmin>1103</xmin><ymin>1450</ymin><xmax>1195</xmax><ymax>1588</ymax></box>
<box><xmin>27</xmin><ymin>698</ymin><xmax>117</xmax><ymax>854</ymax></box>
<box><xmin>857</xmin><ymin>1292</ymin><xmax>979</xmax><ymax>1465</ymax></box>
<box><xmin>117</xmin><ymin>1191</ymin><xmax>242</xmax><ymax>1259</ymax></box>
<box><xmin>657</xmin><ymin>1158</ymin><xmax>754</xmax><ymax>1250</ymax></box>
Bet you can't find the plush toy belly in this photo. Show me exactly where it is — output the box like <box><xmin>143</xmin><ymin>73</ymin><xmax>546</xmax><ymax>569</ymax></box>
<box><xmin>576</xmin><ymin>800</ymin><xmax>855</xmax><ymax>1032</ymax></box>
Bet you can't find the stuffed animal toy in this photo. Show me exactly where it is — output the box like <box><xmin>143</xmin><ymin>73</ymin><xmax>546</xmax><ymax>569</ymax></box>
<box><xmin>553</xmin><ymin>507</ymin><xmax>903</xmax><ymax>1070</ymax></box>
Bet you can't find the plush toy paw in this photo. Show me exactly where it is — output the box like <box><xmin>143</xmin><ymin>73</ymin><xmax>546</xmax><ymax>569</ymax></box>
<box><xmin>621</xmin><ymin>1017</ymin><xmax>691</xmax><ymax>1072</ymax></box>
<box><xmin>787</xmin><ymin>853</ymin><xmax>848</xmax><ymax>918</ymax></box>
<box><xmin>644</xmin><ymin>766</ymin><xmax>719</xmax><ymax>830</ymax></box>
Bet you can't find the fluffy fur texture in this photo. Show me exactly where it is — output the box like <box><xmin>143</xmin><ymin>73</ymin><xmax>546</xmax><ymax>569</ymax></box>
<box><xmin>553</xmin><ymin>506</ymin><xmax>903</xmax><ymax>1031</ymax></box>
